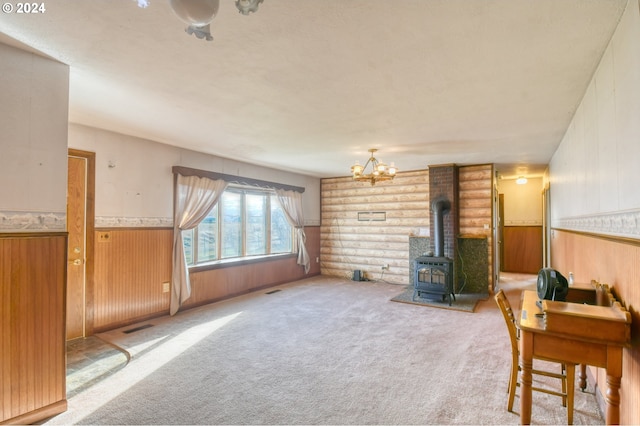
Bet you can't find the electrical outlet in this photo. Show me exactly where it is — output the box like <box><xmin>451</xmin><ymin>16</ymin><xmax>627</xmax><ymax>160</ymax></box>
<box><xmin>98</xmin><ymin>232</ymin><xmax>111</xmax><ymax>242</ymax></box>
<box><xmin>162</xmin><ymin>282</ymin><xmax>170</xmax><ymax>293</ymax></box>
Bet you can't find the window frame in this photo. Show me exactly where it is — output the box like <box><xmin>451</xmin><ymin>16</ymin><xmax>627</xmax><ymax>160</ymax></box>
<box><xmin>185</xmin><ymin>184</ymin><xmax>295</xmax><ymax>269</ymax></box>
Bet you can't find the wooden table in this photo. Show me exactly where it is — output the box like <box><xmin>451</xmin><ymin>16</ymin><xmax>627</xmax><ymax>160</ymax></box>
<box><xmin>517</xmin><ymin>290</ymin><xmax>631</xmax><ymax>425</ymax></box>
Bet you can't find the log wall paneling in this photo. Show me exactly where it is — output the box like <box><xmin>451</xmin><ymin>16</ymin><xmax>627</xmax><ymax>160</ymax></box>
<box><xmin>458</xmin><ymin>164</ymin><xmax>495</xmax><ymax>291</ymax></box>
<box><xmin>551</xmin><ymin>230</ymin><xmax>640</xmax><ymax>424</ymax></box>
<box><xmin>321</xmin><ymin>171</ymin><xmax>430</xmax><ymax>285</ymax></box>
<box><xmin>458</xmin><ymin>164</ymin><xmax>494</xmax><ymax>291</ymax></box>
<box><xmin>321</xmin><ymin>167</ymin><xmax>494</xmax><ymax>288</ymax></box>
<box><xmin>0</xmin><ymin>233</ymin><xmax>67</xmax><ymax>424</ymax></box>
<box><xmin>502</xmin><ymin>226</ymin><xmax>542</xmax><ymax>274</ymax></box>
<box><xmin>93</xmin><ymin>228</ymin><xmax>173</xmax><ymax>332</ymax></box>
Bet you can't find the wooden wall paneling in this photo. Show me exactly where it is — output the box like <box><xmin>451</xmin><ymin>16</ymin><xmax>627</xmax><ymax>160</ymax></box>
<box><xmin>551</xmin><ymin>230</ymin><xmax>640</xmax><ymax>424</ymax></box>
<box><xmin>0</xmin><ymin>234</ymin><xmax>67</xmax><ymax>424</ymax></box>
<box><xmin>304</xmin><ymin>226</ymin><xmax>321</xmax><ymax>275</ymax></box>
<box><xmin>93</xmin><ymin>228</ymin><xmax>173</xmax><ymax>332</ymax></box>
<box><xmin>92</xmin><ymin>226</ymin><xmax>320</xmax><ymax>331</ymax></box>
<box><xmin>185</xmin><ymin>253</ymin><xmax>312</xmax><ymax>309</ymax></box>
<box><xmin>502</xmin><ymin>226</ymin><xmax>543</xmax><ymax>273</ymax></box>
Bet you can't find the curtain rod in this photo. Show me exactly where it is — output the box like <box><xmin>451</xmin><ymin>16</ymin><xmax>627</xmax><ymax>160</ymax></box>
<box><xmin>172</xmin><ymin>166</ymin><xmax>305</xmax><ymax>193</ymax></box>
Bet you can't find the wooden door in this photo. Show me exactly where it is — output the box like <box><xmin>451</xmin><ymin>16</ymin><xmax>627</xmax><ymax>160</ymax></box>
<box><xmin>66</xmin><ymin>155</ymin><xmax>87</xmax><ymax>340</ymax></box>
<box><xmin>498</xmin><ymin>193</ymin><xmax>504</xmax><ymax>271</ymax></box>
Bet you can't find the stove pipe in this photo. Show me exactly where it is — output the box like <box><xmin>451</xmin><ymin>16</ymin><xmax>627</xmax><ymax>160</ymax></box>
<box><xmin>431</xmin><ymin>198</ymin><xmax>451</xmax><ymax>258</ymax></box>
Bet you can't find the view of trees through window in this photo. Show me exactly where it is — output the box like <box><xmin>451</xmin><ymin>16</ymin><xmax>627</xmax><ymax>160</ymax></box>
<box><xmin>183</xmin><ymin>187</ymin><xmax>293</xmax><ymax>265</ymax></box>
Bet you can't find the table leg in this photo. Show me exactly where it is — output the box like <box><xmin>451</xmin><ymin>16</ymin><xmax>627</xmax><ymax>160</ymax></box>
<box><xmin>605</xmin><ymin>374</ymin><xmax>621</xmax><ymax>425</ymax></box>
<box><xmin>605</xmin><ymin>345</ymin><xmax>623</xmax><ymax>425</ymax></box>
<box><xmin>520</xmin><ymin>331</ymin><xmax>533</xmax><ymax>425</ymax></box>
<box><xmin>579</xmin><ymin>364</ymin><xmax>587</xmax><ymax>391</ymax></box>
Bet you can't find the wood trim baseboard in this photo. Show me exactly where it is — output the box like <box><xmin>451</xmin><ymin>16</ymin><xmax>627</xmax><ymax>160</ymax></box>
<box><xmin>0</xmin><ymin>400</ymin><xmax>67</xmax><ymax>425</ymax></box>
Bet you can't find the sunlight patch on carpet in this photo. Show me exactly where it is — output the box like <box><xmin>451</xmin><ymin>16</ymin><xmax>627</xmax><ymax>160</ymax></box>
<box><xmin>391</xmin><ymin>288</ymin><xmax>487</xmax><ymax>313</ymax></box>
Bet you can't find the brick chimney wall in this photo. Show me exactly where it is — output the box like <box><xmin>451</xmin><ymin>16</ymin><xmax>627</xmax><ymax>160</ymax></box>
<box><xmin>429</xmin><ymin>164</ymin><xmax>459</xmax><ymax>260</ymax></box>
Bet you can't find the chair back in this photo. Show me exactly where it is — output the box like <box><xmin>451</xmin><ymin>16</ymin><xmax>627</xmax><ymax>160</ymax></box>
<box><xmin>495</xmin><ymin>289</ymin><xmax>519</xmax><ymax>354</ymax></box>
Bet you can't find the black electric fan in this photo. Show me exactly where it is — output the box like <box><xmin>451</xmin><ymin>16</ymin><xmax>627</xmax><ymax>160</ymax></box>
<box><xmin>536</xmin><ymin>268</ymin><xmax>569</xmax><ymax>302</ymax></box>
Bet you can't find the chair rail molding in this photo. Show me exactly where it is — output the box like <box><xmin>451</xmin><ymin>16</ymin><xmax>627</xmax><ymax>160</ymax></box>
<box><xmin>554</xmin><ymin>208</ymin><xmax>640</xmax><ymax>240</ymax></box>
<box><xmin>95</xmin><ymin>216</ymin><xmax>173</xmax><ymax>228</ymax></box>
<box><xmin>0</xmin><ymin>210</ymin><xmax>66</xmax><ymax>231</ymax></box>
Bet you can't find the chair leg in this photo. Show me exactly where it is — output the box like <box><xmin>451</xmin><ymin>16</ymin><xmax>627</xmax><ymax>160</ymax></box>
<box><xmin>561</xmin><ymin>363</ymin><xmax>567</xmax><ymax>407</ymax></box>
<box><xmin>507</xmin><ymin>355</ymin><xmax>518</xmax><ymax>412</ymax></box>
<box><xmin>566</xmin><ymin>364</ymin><xmax>576</xmax><ymax>425</ymax></box>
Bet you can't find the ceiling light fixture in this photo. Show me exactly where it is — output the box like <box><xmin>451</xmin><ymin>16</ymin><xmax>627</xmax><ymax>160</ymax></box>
<box><xmin>235</xmin><ymin>0</ymin><xmax>263</xmax><ymax>15</ymax></box>
<box><xmin>351</xmin><ymin>149</ymin><xmax>398</xmax><ymax>186</ymax></box>
<box><xmin>516</xmin><ymin>176</ymin><xmax>528</xmax><ymax>185</ymax></box>
<box><xmin>136</xmin><ymin>0</ymin><xmax>264</xmax><ymax>41</ymax></box>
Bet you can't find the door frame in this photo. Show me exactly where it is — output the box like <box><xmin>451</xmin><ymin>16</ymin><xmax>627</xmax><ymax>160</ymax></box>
<box><xmin>68</xmin><ymin>148</ymin><xmax>96</xmax><ymax>337</ymax></box>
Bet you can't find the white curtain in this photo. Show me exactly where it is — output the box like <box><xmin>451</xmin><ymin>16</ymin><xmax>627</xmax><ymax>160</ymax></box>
<box><xmin>171</xmin><ymin>174</ymin><xmax>228</xmax><ymax>315</ymax></box>
<box><xmin>275</xmin><ymin>189</ymin><xmax>310</xmax><ymax>274</ymax></box>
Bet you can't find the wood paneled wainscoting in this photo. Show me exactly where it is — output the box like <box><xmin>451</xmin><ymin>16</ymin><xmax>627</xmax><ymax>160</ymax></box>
<box><xmin>551</xmin><ymin>229</ymin><xmax>640</xmax><ymax>424</ymax></box>
<box><xmin>0</xmin><ymin>233</ymin><xmax>67</xmax><ymax>424</ymax></box>
<box><xmin>92</xmin><ymin>226</ymin><xmax>320</xmax><ymax>332</ymax></box>
<box><xmin>502</xmin><ymin>226</ymin><xmax>542</xmax><ymax>274</ymax></box>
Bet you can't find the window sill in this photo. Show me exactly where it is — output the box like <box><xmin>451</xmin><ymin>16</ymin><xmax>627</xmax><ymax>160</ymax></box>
<box><xmin>189</xmin><ymin>253</ymin><xmax>296</xmax><ymax>274</ymax></box>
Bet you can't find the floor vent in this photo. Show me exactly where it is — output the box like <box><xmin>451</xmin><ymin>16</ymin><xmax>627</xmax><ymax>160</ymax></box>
<box><xmin>123</xmin><ymin>324</ymin><xmax>154</xmax><ymax>334</ymax></box>
<box><xmin>265</xmin><ymin>289</ymin><xmax>281</xmax><ymax>295</ymax></box>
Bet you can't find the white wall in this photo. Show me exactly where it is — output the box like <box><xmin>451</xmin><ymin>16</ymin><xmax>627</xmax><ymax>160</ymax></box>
<box><xmin>498</xmin><ymin>177</ymin><xmax>543</xmax><ymax>226</ymax></box>
<box><xmin>0</xmin><ymin>42</ymin><xmax>69</xmax><ymax>231</ymax></box>
<box><xmin>68</xmin><ymin>124</ymin><xmax>321</xmax><ymax>227</ymax></box>
<box><xmin>549</xmin><ymin>1</ymin><xmax>640</xmax><ymax>239</ymax></box>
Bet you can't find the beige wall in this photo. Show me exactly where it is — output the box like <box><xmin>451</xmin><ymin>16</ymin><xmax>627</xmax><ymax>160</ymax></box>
<box><xmin>68</xmin><ymin>123</ymin><xmax>321</xmax><ymax>227</ymax></box>
<box><xmin>0</xmin><ymin>41</ymin><xmax>69</xmax><ymax>231</ymax></box>
<box><xmin>549</xmin><ymin>2</ymin><xmax>640</xmax><ymax>423</ymax></box>
<box><xmin>0</xmin><ymin>40</ymin><xmax>70</xmax><ymax>423</ymax></box>
<box><xmin>498</xmin><ymin>177</ymin><xmax>543</xmax><ymax>226</ymax></box>
<box><xmin>550</xmin><ymin>0</ymin><xmax>640</xmax><ymax>238</ymax></box>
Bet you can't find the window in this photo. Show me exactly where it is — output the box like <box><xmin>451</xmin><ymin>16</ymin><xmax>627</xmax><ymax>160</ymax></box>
<box><xmin>183</xmin><ymin>186</ymin><xmax>293</xmax><ymax>266</ymax></box>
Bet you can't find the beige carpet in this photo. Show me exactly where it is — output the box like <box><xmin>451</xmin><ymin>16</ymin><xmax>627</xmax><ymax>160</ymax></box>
<box><xmin>45</xmin><ymin>274</ymin><xmax>604</xmax><ymax>425</ymax></box>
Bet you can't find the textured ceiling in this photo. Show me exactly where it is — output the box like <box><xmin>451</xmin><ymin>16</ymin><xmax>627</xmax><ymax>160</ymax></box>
<box><xmin>0</xmin><ymin>0</ymin><xmax>628</xmax><ymax>179</ymax></box>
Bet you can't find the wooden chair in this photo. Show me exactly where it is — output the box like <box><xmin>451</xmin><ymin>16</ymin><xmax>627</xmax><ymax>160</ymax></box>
<box><xmin>494</xmin><ymin>289</ymin><xmax>576</xmax><ymax>424</ymax></box>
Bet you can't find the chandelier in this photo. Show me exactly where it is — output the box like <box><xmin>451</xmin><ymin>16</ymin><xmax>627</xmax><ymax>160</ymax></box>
<box><xmin>136</xmin><ymin>0</ymin><xmax>264</xmax><ymax>41</ymax></box>
<box><xmin>351</xmin><ymin>149</ymin><xmax>398</xmax><ymax>186</ymax></box>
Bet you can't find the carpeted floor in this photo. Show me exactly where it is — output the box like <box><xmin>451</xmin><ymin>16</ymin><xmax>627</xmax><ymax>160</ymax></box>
<box><xmin>46</xmin><ymin>274</ymin><xmax>605</xmax><ymax>425</ymax></box>
<box><xmin>390</xmin><ymin>287</ymin><xmax>487</xmax><ymax>312</ymax></box>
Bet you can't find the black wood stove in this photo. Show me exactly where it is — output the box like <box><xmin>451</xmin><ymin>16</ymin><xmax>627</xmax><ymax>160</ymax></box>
<box><xmin>413</xmin><ymin>256</ymin><xmax>455</xmax><ymax>305</ymax></box>
<box><xmin>413</xmin><ymin>197</ymin><xmax>455</xmax><ymax>305</ymax></box>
